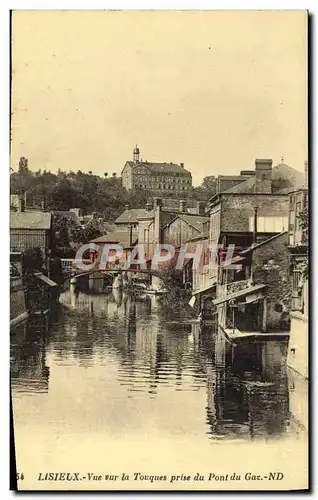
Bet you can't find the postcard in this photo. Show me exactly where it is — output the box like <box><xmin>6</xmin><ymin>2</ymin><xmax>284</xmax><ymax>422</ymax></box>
<box><xmin>10</xmin><ymin>10</ymin><xmax>308</xmax><ymax>491</ymax></box>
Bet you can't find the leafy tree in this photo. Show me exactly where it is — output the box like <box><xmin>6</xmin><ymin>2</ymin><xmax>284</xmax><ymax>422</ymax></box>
<box><xmin>21</xmin><ymin>247</ymin><xmax>44</xmax><ymax>273</ymax></box>
<box><xmin>10</xmin><ymin>166</ymin><xmax>214</xmax><ymax>224</ymax></box>
<box><xmin>18</xmin><ymin>157</ymin><xmax>29</xmax><ymax>173</ymax></box>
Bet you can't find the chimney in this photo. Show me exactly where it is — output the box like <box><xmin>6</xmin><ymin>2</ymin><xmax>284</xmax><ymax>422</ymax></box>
<box><xmin>240</xmin><ymin>170</ymin><xmax>255</xmax><ymax>176</ymax></box>
<box><xmin>153</xmin><ymin>197</ymin><xmax>162</xmax><ymax>210</ymax></box>
<box><xmin>145</xmin><ymin>201</ymin><xmax>153</xmax><ymax>212</ymax></box>
<box><xmin>197</xmin><ymin>201</ymin><xmax>205</xmax><ymax>216</ymax></box>
<box><xmin>180</xmin><ymin>163</ymin><xmax>184</xmax><ymax>169</ymax></box>
<box><xmin>41</xmin><ymin>200</ymin><xmax>45</xmax><ymax>211</ymax></box>
<box><xmin>253</xmin><ymin>206</ymin><xmax>258</xmax><ymax>245</ymax></box>
<box><xmin>255</xmin><ymin>159</ymin><xmax>273</xmax><ymax>194</ymax></box>
<box><xmin>154</xmin><ymin>198</ymin><xmax>162</xmax><ymax>246</ymax></box>
<box><xmin>19</xmin><ymin>197</ymin><xmax>25</xmax><ymax>213</ymax></box>
<box><xmin>128</xmin><ymin>224</ymin><xmax>133</xmax><ymax>247</ymax></box>
<box><xmin>125</xmin><ymin>204</ymin><xmax>130</xmax><ymax>211</ymax></box>
<box><xmin>304</xmin><ymin>160</ymin><xmax>308</xmax><ymax>189</ymax></box>
<box><xmin>179</xmin><ymin>199</ymin><xmax>186</xmax><ymax>212</ymax></box>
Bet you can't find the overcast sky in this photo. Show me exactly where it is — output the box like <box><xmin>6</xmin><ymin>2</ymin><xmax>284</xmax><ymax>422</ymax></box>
<box><xmin>11</xmin><ymin>10</ymin><xmax>307</xmax><ymax>186</ymax></box>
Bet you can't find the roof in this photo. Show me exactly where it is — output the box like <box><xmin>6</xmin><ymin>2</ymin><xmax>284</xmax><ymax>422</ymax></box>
<box><xmin>187</xmin><ymin>231</ymin><xmax>209</xmax><ymax>242</ymax></box>
<box><xmin>223</xmin><ymin>175</ymin><xmax>255</xmax><ymax>193</ymax></box>
<box><xmin>163</xmin><ymin>214</ymin><xmax>209</xmax><ymax>233</ymax></box>
<box><xmin>223</xmin><ymin>163</ymin><xmax>305</xmax><ymax>194</ymax></box>
<box><xmin>240</xmin><ymin>231</ymin><xmax>288</xmax><ymax>255</ymax></box>
<box><xmin>192</xmin><ymin>282</ymin><xmax>217</xmax><ymax>296</ymax></box>
<box><xmin>212</xmin><ymin>283</ymin><xmax>266</xmax><ymax>306</ymax></box>
<box><xmin>178</xmin><ymin>214</ymin><xmax>210</xmax><ymax>232</ymax></box>
<box><xmin>90</xmin><ymin>231</ymin><xmax>138</xmax><ymax>248</ymax></box>
<box><xmin>35</xmin><ymin>273</ymin><xmax>58</xmax><ymax>287</ymax></box>
<box><xmin>125</xmin><ymin>161</ymin><xmax>191</xmax><ymax>175</ymax></box>
<box><xmin>10</xmin><ymin>211</ymin><xmax>52</xmax><ymax>230</ymax></box>
<box><xmin>218</xmin><ymin>175</ymin><xmax>252</xmax><ymax>181</ymax></box>
<box><xmin>53</xmin><ymin>211</ymin><xmax>79</xmax><ymax>221</ymax></box>
<box><xmin>115</xmin><ymin>209</ymin><xmax>154</xmax><ymax>224</ymax></box>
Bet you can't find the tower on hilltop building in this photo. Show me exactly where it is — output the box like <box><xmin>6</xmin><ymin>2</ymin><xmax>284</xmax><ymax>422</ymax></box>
<box><xmin>133</xmin><ymin>145</ymin><xmax>140</xmax><ymax>163</ymax></box>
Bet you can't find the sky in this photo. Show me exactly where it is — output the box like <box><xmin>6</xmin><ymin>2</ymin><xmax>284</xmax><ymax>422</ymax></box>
<box><xmin>11</xmin><ymin>10</ymin><xmax>307</xmax><ymax>186</ymax></box>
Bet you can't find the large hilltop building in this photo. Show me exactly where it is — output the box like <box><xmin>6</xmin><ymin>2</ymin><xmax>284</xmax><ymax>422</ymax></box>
<box><xmin>121</xmin><ymin>146</ymin><xmax>192</xmax><ymax>193</ymax></box>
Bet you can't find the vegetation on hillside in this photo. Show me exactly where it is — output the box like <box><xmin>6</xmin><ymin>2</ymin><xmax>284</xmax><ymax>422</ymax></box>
<box><xmin>10</xmin><ymin>157</ymin><xmax>217</xmax><ymax>223</ymax></box>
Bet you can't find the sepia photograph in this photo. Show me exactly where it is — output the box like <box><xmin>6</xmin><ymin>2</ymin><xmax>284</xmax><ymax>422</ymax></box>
<box><xmin>9</xmin><ymin>10</ymin><xmax>308</xmax><ymax>491</ymax></box>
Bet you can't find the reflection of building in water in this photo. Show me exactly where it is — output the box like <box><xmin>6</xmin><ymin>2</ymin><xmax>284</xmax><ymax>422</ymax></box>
<box><xmin>10</xmin><ymin>321</ymin><xmax>50</xmax><ymax>394</ymax></box>
<box><xmin>206</xmin><ymin>337</ymin><xmax>290</xmax><ymax>439</ymax></box>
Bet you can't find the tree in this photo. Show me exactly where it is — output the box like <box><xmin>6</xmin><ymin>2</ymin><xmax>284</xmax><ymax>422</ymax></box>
<box><xmin>155</xmin><ymin>263</ymin><xmax>191</xmax><ymax>314</ymax></box>
<box><xmin>112</xmin><ymin>172</ymin><xmax>116</xmax><ymax>177</ymax></box>
<box><xmin>104</xmin><ymin>172</ymin><xmax>108</xmax><ymax>177</ymax></box>
<box><xmin>18</xmin><ymin>157</ymin><xmax>29</xmax><ymax>173</ymax></box>
<box><xmin>21</xmin><ymin>247</ymin><xmax>44</xmax><ymax>273</ymax></box>
<box><xmin>201</xmin><ymin>175</ymin><xmax>217</xmax><ymax>198</ymax></box>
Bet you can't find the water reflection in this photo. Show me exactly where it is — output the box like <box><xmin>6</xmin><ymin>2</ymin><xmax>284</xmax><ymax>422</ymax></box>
<box><xmin>10</xmin><ymin>319</ymin><xmax>50</xmax><ymax>394</ymax></box>
<box><xmin>206</xmin><ymin>331</ymin><xmax>290</xmax><ymax>440</ymax></box>
<box><xmin>10</xmin><ymin>289</ymin><xmax>303</xmax><ymax>442</ymax></box>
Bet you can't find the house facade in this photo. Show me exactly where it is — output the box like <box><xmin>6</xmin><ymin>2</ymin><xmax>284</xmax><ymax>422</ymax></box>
<box><xmin>286</xmin><ymin>186</ymin><xmax>308</xmax><ymax>380</ymax></box>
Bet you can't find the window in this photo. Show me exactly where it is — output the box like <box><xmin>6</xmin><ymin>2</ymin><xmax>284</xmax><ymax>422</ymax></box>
<box><xmin>289</xmin><ymin>210</ymin><xmax>295</xmax><ymax>231</ymax></box>
<box><xmin>295</xmin><ymin>202</ymin><xmax>301</xmax><ymax>230</ymax></box>
<box><xmin>275</xmin><ymin>303</ymin><xmax>283</xmax><ymax>313</ymax></box>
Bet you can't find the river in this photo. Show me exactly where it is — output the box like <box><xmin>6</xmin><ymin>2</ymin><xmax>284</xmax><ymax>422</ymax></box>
<box><xmin>10</xmin><ymin>289</ymin><xmax>308</xmax><ymax>490</ymax></box>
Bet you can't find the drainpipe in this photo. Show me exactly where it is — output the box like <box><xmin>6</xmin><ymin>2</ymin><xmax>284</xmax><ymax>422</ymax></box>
<box><xmin>128</xmin><ymin>224</ymin><xmax>133</xmax><ymax>247</ymax></box>
<box><xmin>253</xmin><ymin>206</ymin><xmax>258</xmax><ymax>245</ymax></box>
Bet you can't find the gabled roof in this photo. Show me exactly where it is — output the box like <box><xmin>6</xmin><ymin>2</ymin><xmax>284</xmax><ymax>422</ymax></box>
<box><xmin>125</xmin><ymin>161</ymin><xmax>191</xmax><ymax>175</ymax></box>
<box><xmin>10</xmin><ymin>211</ymin><xmax>52</xmax><ymax>230</ymax></box>
<box><xmin>163</xmin><ymin>213</ymin><xmax>209</xmax><ymax>233</ymax></box>
<box><xmin>223</xmin><ymin>175</ymin><xmax>256</xmax><ymax>194</ymax></box>
<box><xmin>223</xmin><ymin>163</ymin><xmax>305</xmax><ymax>194</ymax></box>
<box><xmin>240</xmin><ymin>231</ymin><xmax>288</xmax><ymax>254</ymax></box>
<box><xmin>179</xmin><ymin>214</ymin><xmax>209</xmax><ymax>232</ymax></box>
<box><xmin>187</xmin><ymin>231</ymin><xmax>209</xmax><ymax>242</ymax></box>
<box><xmin>115</xmin><ymin>209</ymin><xmax>154</xmax><ymax>224</ymax></box>
<box><xmin>53</xmin><ymin>211</ymin><xmax>80</xmax><ymax>221</ymax></box>
<box><xmin>90</xmin><ymin>231</ymin><xmax>138</xmax><ymax>248</ymax></box>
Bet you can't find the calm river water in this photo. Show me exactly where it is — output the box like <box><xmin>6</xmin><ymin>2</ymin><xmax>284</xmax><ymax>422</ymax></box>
<box><xmin>10</xmin><ymin>289</ymin><xmax>307</xmax><ymax>490</ymax></box>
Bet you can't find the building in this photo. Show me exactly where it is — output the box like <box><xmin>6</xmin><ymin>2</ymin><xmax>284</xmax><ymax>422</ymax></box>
<box><xmin>115</xmin><ymin>206</ymin><xmax>154</xmax><ymax>231</ymax></box>
<box><xmin>121</xmin><ymin>146</ymin><xmax>192</xmax><ymax>193</ymax></box>
<box><xmin>161</xmin><ymin>213</ymin><xmax>209</xmax><ymax>249</ymax></box>
<box><xmin>188</xmin><ymin>158</ymin><xmax>293</xmax><ymax>322</ymax></box>
<box><xmin>219</xmin><ymin>159</ymin><xmax>305</xmax><ymax>195</ymax></box>
<box><xmin>89</xmin><ymin>230</ymin><xmax>138</xmax><ymax>271</ymax></box>
<box><xmin>214</xmin><ymin>232</ymin><xmax>291</xmax><ymax>333</ymax></box>
<box><xmin>286</xmin><ymin>184</ymin><xmax>308</xmax><ymax>380</ymax></box>
<box><xmin>10</xmin><ymin>210</ymin><xmax>52</xmax><ymax>259</ymax></box>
